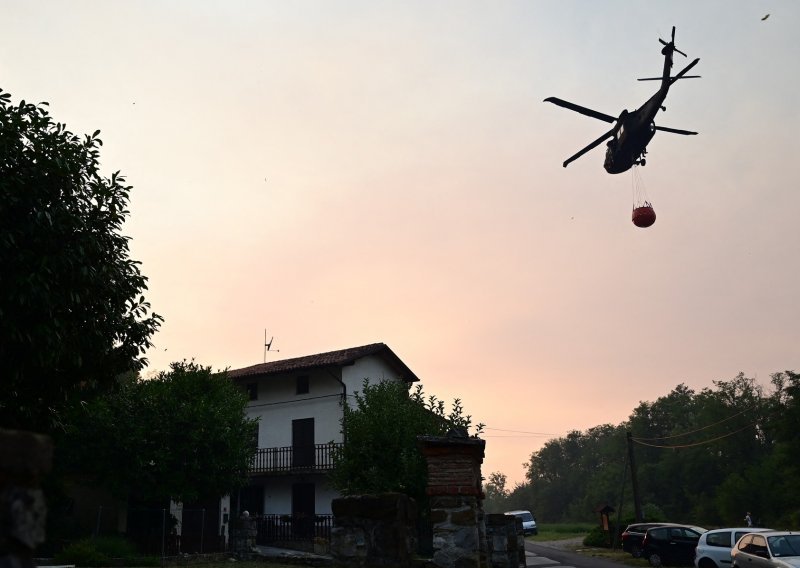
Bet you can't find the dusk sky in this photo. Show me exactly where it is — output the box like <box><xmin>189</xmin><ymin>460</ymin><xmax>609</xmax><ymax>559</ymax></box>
<box><xmin>4</xmin><ymin>1</ymin><xmax>798</xmax><ymax>487</ymax></box>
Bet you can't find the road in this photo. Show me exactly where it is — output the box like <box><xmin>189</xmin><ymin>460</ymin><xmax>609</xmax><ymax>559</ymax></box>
<box><xmin>525</xmin><ymin>540</ymin><xmax>627</xmax><ymax>568</ymax></box>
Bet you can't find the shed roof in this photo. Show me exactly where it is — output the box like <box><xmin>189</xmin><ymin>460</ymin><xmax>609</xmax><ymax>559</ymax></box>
<box><xmin>226</xmin><ymin>342</ymin><xmax>420</xmax><ymax>383</ymax></box>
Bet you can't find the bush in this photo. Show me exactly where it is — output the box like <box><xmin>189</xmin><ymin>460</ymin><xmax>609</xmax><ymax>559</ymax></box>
<box><xmin>53</xmin><ymin>536</ymin><xmax>158</xmax><ymax>567</ymax></box>
<box><xmin>583</xmin><ymin>526</ymin><xmax>611</xmax><ymax>548</ymax></box>
<box><xmin>54</xmin><ymin>540</ymin><xmax>109</xmax><ymax>567</ymax></box>
<box><xmin>91</xmin><ymin>536</ymin><xmax>139</xmax><ymax>558</ymax></box>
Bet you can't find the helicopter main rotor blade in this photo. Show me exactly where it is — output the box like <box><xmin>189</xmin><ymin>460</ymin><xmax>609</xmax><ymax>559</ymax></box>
<box><xmin>562</xmin><ymin>129</ymin><xmax>615</xmax><ymax>168</ymax></box>
<box><xmin>670</xmin><ymin>58</ymin><xmax>700</xmax><ymax>84</ymax></box>
<box><xmin>544</xmin><ymin>97</ymin><xmax>616</xmax><ymax>123</ymax></box>
<box><xmin>638</xmin><ymin>75</ymin><xmax>700</xmax><ymax>81</ymax></box>
<box><xmin>654</xmin><ymin>125</ymin><xmax>698</xmax><ymax>135</ymax></box>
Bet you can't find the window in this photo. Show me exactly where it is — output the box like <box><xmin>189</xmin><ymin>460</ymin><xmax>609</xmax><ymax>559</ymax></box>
<box><xmin>739</xmin><ymin>535</ymin><xmax>754</xmax><ymax>553</ymax></box>
<box><xmin>246</xmin><ymin>382</ymin><xmax>258</xmax><ymax>401</ymax></box>
<box><xmin>650</xmin><ymin>528</ymin><xmax>667</xmax><ymax>540</ymax></box>
<box><xmin>296</xmin><ymin>375</ymin><xmax>309</xmax><ymax>395</ymax></box>
<box><xmin>707</xmin><ymin>532</ymin><xmax>731</xmax><ymax>548</ymax></box>
<box><xmin>750</xmin><ymin>535</ymin><xmax>768</xmax><ymax>557</ymax></box>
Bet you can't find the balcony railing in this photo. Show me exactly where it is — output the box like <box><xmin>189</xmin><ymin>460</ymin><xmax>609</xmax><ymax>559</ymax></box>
<box><xmin>249</xmin><ymin>443</ymin><xmax>342</xmax><ymax>474</ymax></box>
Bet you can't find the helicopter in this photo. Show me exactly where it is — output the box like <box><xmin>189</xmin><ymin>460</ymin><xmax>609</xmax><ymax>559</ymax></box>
<box><xmin>545</xmin><ymin>26</ymin><xmax>700</xmax><ymax>174</ymax></box>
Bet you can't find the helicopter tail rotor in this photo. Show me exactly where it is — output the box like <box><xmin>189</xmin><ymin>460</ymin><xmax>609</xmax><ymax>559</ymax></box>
<box><xmin>659</xmin><ymin>26</ymin><xmax>687</xmax><ymax>57</ymax></box>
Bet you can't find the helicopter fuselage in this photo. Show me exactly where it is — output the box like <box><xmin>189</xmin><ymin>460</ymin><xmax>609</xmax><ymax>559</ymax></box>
<box><xmin>603</xmin><ymin>90</ymin><xmax>666</xmax><ymax>174</ymax></box>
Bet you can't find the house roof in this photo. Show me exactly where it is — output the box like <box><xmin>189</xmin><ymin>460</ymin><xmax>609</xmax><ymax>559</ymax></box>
<box><xmin>226</xmin><ymin>342</ymin><xmax>420</xmax><ymax>383</ymax></box>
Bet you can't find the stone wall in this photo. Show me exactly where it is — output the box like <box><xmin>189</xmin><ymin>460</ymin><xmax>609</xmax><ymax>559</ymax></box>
<box><xmin>329</xmin><ymin>493</ymin><xmax>417</xmax><ymax>567</ymax></box>
<box><xmin>0</xmin><ymin>428</ymin><xmax>53</xmax><ymax>568</ymax></box>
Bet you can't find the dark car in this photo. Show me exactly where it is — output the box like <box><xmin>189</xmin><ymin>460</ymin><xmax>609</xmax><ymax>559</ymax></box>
<box><xmin>623</xmin><ymin>523</ymin><xmax>673</xmax><ymax>558</ymax></box>
<box><xmin>642</xmin><ymin>524</ymin><xmax>707</xmax><ymax>567</ymax></box>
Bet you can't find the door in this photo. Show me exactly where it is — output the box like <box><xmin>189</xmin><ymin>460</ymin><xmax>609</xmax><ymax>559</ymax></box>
<box><xmin>292</xmin><ymin>418</ymin><xmax>315</xmax><ymax>468</ymax></box>
<box><xmin>671</xmin><ymin>527</ymin><xmax>702</xmax><ymax>564</ymax></box>
<box><xmin>291</xmin><ymin>483</ymin><xmax>315</xmax><ymax>538</ymax></box>
<box><xmin>236</xmin><ymin>484</ymin><xmax>264</xmax><ymax>516</ymax></box>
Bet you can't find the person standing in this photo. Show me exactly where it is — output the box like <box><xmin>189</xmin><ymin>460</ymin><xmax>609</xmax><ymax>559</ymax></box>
<box><xmin>744</xmin><ymin>512</ymin><xmax>753</xmax><ymax>527</ymax></box>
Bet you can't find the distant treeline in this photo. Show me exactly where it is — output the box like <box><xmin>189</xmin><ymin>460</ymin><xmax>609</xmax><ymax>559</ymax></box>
<box><xmin>484</xmin><ymin>371</ymin><xmax>799</xmax><ymax>528</ymax></box>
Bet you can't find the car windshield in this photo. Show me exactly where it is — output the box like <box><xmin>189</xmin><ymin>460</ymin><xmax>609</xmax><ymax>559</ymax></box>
<box><xmin>768</xmin><ymin>535</ymin><xmax>800</xmax><ymax>557</ymax></box>
<box><xmin>518</xmin><ymin>513</ymin><xmax>533</xmax><ymax>522</ymax></box>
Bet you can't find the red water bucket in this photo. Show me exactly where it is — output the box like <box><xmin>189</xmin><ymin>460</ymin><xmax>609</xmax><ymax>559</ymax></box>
<box><xmin>632</xmin><ymin>205</ymin><xmax>656</xmax><ymax>228</ymax></box>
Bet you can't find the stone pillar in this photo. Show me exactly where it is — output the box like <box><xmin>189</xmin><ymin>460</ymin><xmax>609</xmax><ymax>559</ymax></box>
<box><xmin>229</xmin><ymin>511</ymin><xmax>257</xmax><ymax>557</ymax></box>
<box><xmin>0</xmin><ymin>429</ymin><xmax>53</xmax><ymax>568</ymax></box>
<box><xmin>485</xmin><ymin>515</ymin><xmax>524</xmax><ymax>568</ymax></box>
<box><xmin>418</xmin><ymin>429</ymin><xmax>487</xmax><ymax>568</ymax></box>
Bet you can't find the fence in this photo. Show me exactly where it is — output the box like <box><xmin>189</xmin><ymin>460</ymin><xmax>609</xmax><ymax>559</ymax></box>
<box><xmin>86</xmin><ymin>506</ymin><xmax>225</xmax><ymax>557</ymax></box>
<box><xmin>254</xmin><ymin>514</ymin><xmax>332</xmax><ymax>550</ymax></box>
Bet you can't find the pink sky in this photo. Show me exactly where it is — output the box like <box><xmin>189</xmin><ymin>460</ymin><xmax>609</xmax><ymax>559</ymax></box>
<box><xmin>3</xmin><ymin>1</ymin><xmax>798</xmax><ymax>486</ymax></box>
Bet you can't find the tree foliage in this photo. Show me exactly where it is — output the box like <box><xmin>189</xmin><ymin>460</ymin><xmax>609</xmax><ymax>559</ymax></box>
<box><xmin>0</xmin><ymin>89</ymin><xmax>161</xmax><ymax>431</ymax></box>
<box><xmin>57</xmin><ymin>361</ymin><xmax>257</xmax><ymax>503</ymax></box>
<box><xmin>483</xmin><ymin>471</ymin><xmax>510</xmax><ymax>512</ymax></box>
<box><xmin>510</xmin><ymin>370</ymin><xmax>800</xmax><ymax>527</ymax></box>
<box><xmin>329</xmin><ymin>380</ymin><xmax>481</xmax><ymax>505</ymax></box>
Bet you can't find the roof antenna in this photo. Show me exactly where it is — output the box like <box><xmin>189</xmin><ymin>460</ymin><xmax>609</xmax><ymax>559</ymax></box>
<box><xmin>264</xmin><ymin>330</ymin><xmax>280</xmax><ymax>363</ymax></box>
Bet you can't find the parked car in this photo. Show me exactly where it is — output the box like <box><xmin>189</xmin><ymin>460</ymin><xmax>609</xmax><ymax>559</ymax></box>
<box><xmin>731</xmin><ymin>531</ymin><xmax>800</xmax><ymax>568</ymax></box>
<box><xmin>642</xmin><ymin>524</ymin><xmax>708</xmax><ymax>566</ymax></box>
<box><xmin>695</xmin><ymin>528</ymin><xmax>772</xmax><ymax>568</ymax></box>
<box><xmin>504</xmin><ymin>510</ymin><xmax>537</xmax><ymax>536</ymax></box>
<box><xmin>623</xmin><ymin>523</ymin><xmax>675</xmax><ymax>558</ymax></box>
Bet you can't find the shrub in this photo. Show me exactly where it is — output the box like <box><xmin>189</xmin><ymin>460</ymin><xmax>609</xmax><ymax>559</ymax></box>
<box><xmin>91</xmin><ymin>536</ymin><xmax>139</xmax><ymax>558</ymax></box>
<box><xmin>53</xmin><ymin>536</ymin><xmax>155</xmax><ymax>567</ymax></box>
<box><xmin>583</xmin><ymin>526</ymin><xmax>611</xmax><ymax>548</ymax></box>
<box><xmin>54</xmin><ymin>540</ymin><xmax>109</xmax><ymax>567</ymax></box>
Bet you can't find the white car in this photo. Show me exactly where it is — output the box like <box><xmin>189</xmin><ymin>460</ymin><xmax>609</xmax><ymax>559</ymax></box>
<box><xmin>504</xmin><ymin>510</ymin><xmax>537</xmax><ymax>536</ymax></box>
<box><xmin>731</xmin><ymin>531</ymin><xmax>800</xmax><ymax>568</ymax></box>
<box><xmin>695</xmin><ymin>527</ymin><xmax>771</xmax><ymax>568</ymax></box>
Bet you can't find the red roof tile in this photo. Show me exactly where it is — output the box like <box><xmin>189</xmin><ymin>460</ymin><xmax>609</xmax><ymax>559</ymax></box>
<box><xmin>226</xmin><ymin>342</ymin><xmax>420</xmax><ymax>383</ymax></box>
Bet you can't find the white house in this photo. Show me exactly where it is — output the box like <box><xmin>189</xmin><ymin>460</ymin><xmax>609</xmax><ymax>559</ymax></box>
<box><xmin>223</xmin><ymin>342</ymin><xmax>419</xmax><ymax>540</ymax></box>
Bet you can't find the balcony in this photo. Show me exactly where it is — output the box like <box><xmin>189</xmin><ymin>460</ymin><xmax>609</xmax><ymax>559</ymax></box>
<box><xmin>249</xmin><ymin>443</ymin><xmax>342</xmax><ymax>474</ymax></box>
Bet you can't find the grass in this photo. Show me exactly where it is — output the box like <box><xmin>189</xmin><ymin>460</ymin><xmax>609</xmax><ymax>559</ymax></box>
<box><xmin>528</xmin><ymin>522</ymin><xmax>595</xmax><ymax>541</ymax></box>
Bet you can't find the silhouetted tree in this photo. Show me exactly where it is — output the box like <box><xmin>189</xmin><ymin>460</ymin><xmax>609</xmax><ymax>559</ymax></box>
<box><xmin>0</xmin><ymin>89</ymin><xmax>161</xmax><ymax>431</ymax></box>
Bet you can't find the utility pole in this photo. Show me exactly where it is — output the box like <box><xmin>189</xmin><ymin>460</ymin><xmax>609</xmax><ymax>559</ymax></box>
<box><xmin>627</xmin><ymin>431</ymin><xmax>643</xmax><ymax>522</ymax></box>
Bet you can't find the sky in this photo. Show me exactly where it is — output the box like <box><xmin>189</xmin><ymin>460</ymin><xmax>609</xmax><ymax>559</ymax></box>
<box><xmin>3</xmin><ymin>1</ymin><xmax>798</xmax><ymax>487</ymax></box>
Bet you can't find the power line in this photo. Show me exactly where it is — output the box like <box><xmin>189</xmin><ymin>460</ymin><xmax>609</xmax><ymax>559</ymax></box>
<box><xmin>631</xmin><ymin>404</ymin><xmax>757</xmax><ymax>442</ymax></box>
<box><xmin>631</xmin><ymin>422</ymin><xmax>757</xmax><ymax>449</ymax></box>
